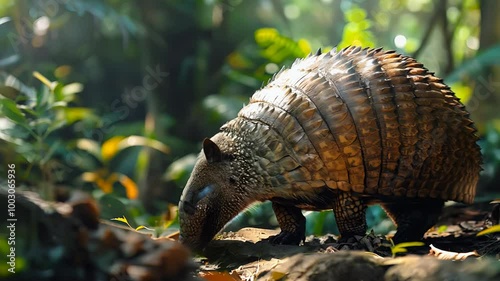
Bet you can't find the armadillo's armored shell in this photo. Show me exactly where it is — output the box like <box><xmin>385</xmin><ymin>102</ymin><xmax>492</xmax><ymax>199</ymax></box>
<box><xmin>224</xmin><ymin>46</ymin><xmax>481</xmax><ymax>203</ymax></box>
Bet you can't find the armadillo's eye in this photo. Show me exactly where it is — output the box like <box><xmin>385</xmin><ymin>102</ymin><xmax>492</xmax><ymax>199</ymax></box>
<box><xmin>194</xmin><ymin>184</ymin><xmax>215</xmax><ymax>204</ymax></box>
<box><xmin>229</xmin><ymin>177</ymin><xmax>237</xmax><ymax>184</ymax></box>
<box><xmin>182</xmin><ymin>184</ymin><xmax>215</xmax><ymax>214</ymax></box>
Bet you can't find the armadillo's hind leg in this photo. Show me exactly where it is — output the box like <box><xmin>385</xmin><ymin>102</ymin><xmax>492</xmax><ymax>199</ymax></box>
<box><xmin>334</xmin><ymin>192</ymin><xmax>367</xmax><ymax>242</ymax></box>
<box><xmin>382</xmin><ymin>199</ymin><xmax>444</xmax><ymax>243</ymax></box>
<box><xmin>268</xmin><ymin>202</ymin><xmax>306</xmax><ymax>245</ymax></box>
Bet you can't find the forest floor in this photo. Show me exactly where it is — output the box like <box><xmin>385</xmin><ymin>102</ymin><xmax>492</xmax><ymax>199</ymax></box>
<box><xmin>2</xmin><ymin>190</ymin><xmax>499</xmax><ymax>281</ymax></box>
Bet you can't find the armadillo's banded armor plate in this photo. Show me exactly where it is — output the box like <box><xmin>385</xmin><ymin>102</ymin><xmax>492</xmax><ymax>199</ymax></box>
<box><xmin>222</xmin><ymin>46</ymin><xmax>481</xmax><ymax>203</ymax></box>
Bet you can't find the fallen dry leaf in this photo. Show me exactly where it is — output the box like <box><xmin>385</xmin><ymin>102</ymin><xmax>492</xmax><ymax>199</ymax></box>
<box><xmin>163</xmin><ymin>230</ymin><xmax>180</xmax><ymax>240</ymax></box>
<box><xmin>270</xmin><ymin>270</ymin><xmax>287</xmax><ymax>280</ymax></box>
<box><xmin>429</xmin><ymin>244</ymin><xmax>479</xmax><ymax>260</ymax></box>
<box><xmin>199</xmin><ymin>271</ymin><xmax>242</xmax><ymax>281</ymax></box>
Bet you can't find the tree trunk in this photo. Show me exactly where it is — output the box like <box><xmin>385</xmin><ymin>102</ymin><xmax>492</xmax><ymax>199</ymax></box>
<box><xmin>474</xmin><ymin>0</ymin><xmax>500</xmax><ymax>126</ymax></box>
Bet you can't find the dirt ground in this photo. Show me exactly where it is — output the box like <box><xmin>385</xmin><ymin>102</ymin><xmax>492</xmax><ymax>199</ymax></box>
<box><xmin>2</xmin><ymin>190</ymin><xmax>499</xmax><ymax>281</ymax></box>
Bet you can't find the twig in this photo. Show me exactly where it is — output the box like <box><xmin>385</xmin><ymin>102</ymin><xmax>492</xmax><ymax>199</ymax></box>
<box><xmin>270</xmin><ymin>0</ymin><xmax>292</xmax><ymax>36</ymax></box>
<box><xmin>440</xmin><ymin>0</ymin><xmax>454</xmax><ymax>74</ymax></box>
<box><xmin>412</xmin><ymin>3</ymin><xmax>442</xmax><ymax>58</ymax></box>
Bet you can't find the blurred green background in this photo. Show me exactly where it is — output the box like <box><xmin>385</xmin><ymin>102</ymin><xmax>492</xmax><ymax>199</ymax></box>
<box><xmin>0</xmin><ymin>0</ymin><xmax>499</xmax><ymax>238</ymax></box>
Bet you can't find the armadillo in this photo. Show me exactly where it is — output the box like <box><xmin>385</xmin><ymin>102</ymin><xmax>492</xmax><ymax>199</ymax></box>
<box><xmin>178</xmin><ymin>46</ymin><xmax>481</xmax><ymax>249</ymax></box>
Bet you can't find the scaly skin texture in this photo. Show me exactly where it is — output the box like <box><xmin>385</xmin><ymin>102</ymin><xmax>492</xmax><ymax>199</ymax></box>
<box><xmin>178</xmin><ymin>46</ymin><xmax>482</xmax><ymax>249</ymax></box>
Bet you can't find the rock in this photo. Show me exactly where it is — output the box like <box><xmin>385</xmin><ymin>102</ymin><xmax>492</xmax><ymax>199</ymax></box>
<box><xmin>255</xmin><ymin>251</ymin><xmax>385</xmax><ymax>281</ymax></box>
<box><xmin>0</xmin><ymin>190</ymin><xmax>198</xmax><ymax>281</ymax></box>
<box><xmin>384</xmin><ymin>255</ymin><xmax>500</xmax><ymax>281</ymax></box>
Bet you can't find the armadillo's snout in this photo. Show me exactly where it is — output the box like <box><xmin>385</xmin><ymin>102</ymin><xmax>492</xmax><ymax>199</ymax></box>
<box><xmin>178</xmin><ymin>190</ymin><xmax>206</xmax><ymax>249</ymax></box>
<box><xmin>178</xmin><ymin>205</ymin><xmax>196</xmax><ymax>247</ymax></box>
<box><xmin>178</xmin><ymin>184</ymin><xmax>220</xmax><ymax>249</ymax></box>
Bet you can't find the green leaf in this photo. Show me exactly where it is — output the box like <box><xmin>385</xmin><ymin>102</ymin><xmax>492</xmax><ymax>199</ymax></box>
<box><xmin>116</xmin><ymin>173</ymin><xmax>139</xmax><ymax>200</ymax></box>
<box><xmin>391</xmin><ymin>241</ymin><xmax>425</xmax><ymax>257</ymax></box>
<box><xmin>345</xmin><ymin>7</ymin><xmax>367</xmax><ymax>22</ymax></box>
<box><xmin>61</xmin><ymin>107</ymin><xmax>97</xmax><ymax>125</ymax></box>
<box><xmin>0</xmin><ymin>54</ymin><xmax>19</xmax><ymax>68</ymax></box>
<box><xmin>46</xmin><ymin>119</ymin><xmax>67</xmax><ymax>135</ymax></box>
<box><xmin>17</xmin><ymin>105</ymin><xmax>37</xmax><ymax>117</ymax></box>
<box><xmin>0</xmin><ymin>72</ymin><xmax>36</xmax><ymax>101</ymax></box>
<box><xmin>62</xmin><ymin>83</ymin><xmax>84</xmax><ymax>99</ymax></box>
<box><xmin>449</xmin><ymin>82</ymin><xmax>473</xmax><ymax>104</ymax></box>
<box><xmin>0</xmin><ymin>98</ymin><xmax>26</xmax><ymax>125</ymax></box>
<box><xmin>33</xmin><ymin>117</ymin><xmax>52</xmax><ymax>136</ymax></box>
<box><xmin>111</xmin><ymin>216</ymin><xmax>154</xmax><ymax>232</ymax></box>
<box><xmin>0</xmin><ymin>123</ymin><xmax>30</xmax><ymax>144</ymax></box>
<box><xmin>53</xmin><ymin>82</ymin><xmax>83</xmax><ymax>103</ymax></box>
<box><xmin>255</xmin><ymin>28</ymin><xmax>311</xmax><ymax>63</ymax></box>
<box><xmin>98</xmin><ymin>194</ymin><xmax>129</xmax><ymax>219</ymax></box>
<box><xmin>51</xmin><ymin>101</ymin><xmax>68</xmax><ymax>109</ymax></box>
<box><xmin>101</xmin><ymin>136</ymin><xmax>125</xmax><ymax>162</ymax></box>
<box><xmin>111</xmin><ymin>216</ymin><xmax>133</xmax><ymax>228</ymax></box>
<box><xmin>0</xmin><ymin>85</ymin><xmax>20</xmax><ymax>100</ymax></box>
<box><xmin>446</xmin><ymin>44</ymin><xmax>500</xmax><ymax>83</ymax></box>
<box><xmin>115</xmin><ymin>136</ymin><xmax>170</xmax><ymax>156</ymax></box>
<box><xmin>135</xmin><ymin>225</ymin><xmax>154</xmax><ymax>232</ymax></box>
<box><xmin>75</xmin><ymin>138</ymin><xmax>102</xmax><ymax>161</ymax></box>
<box><xmin>53</xmin><ymin>82</ymin><xmax>65</xmax><ymax>102</ymax></box>
<box><xmin>338</xmin><ymin>5</ymin><xmax>375</xmax><ymax>49</ymax></box>
<box><xmin>164</xmin><ymin>154</ymin><xmax>197</xmax><ymax>185</ymax></box>
<box><xmin>393</xmin><ymin>241</ymin><xmax>425</xmax><ymax>248</ymax></box>
<box><xmin>40</xmin><ymin>140</ymin><xmax>61</xmax><ymax>165</ymax></box>
<box><xmin>477</xmin><ymin>224</ymin><xmax>500</xmax><ymax>236</ymax></box>
<box><xmin>437</xmin><ymin>225</ymin><xmax>448</xmax><ymax>234</ymax></box>
<box><xmin>33</xmin><ymin>71</ymin><xmax>54</xmax><ymax>90</ymax></box>
<box><xmin>36</xmin><ymin>86</ymin><xmax>51</xmax><ymax>110</ymax></box>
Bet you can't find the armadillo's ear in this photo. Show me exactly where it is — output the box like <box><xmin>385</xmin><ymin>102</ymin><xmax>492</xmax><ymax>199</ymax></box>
<box><xmin>203</xmin><ymin>138</ymin><xmax>222</xmax><ymax>163</ymax></box>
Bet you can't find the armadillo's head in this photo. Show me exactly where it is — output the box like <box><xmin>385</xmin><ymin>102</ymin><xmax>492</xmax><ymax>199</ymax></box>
<box><xmin>178</xmin><ymin>134</ymin><xmax>257</xmax><ymax>250</ymax></box>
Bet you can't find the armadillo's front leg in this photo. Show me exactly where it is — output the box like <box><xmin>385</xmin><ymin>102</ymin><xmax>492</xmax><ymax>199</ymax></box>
<box><xmin>382</xmin><ymin>199</ymin><xmax>444</xmax><ymax>243</ymax></box>
<box><xmin>334</xmin><ymin>192</ymin><xmax>367</xmax><ymax>241</ymax></box>
<box><xmin>268</xmin><ymin>202</ymin><xmax>306</xmax><ymax>245</ymax></box>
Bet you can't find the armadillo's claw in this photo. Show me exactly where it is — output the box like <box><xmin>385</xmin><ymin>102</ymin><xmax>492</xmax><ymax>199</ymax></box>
<box><xmin>266</xmin><ymin>231</ymin><xmax>305</xmax><ymax>245</ymax></box>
